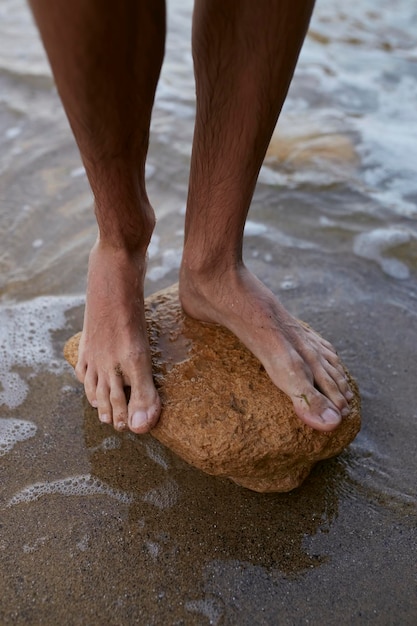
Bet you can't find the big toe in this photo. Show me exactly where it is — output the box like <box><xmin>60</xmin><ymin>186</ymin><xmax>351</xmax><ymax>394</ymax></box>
<box><xmin>128</xmin><ymin>390</ymin><xmax>161</xmax><ymax>434</ymax></box>
<box><xmin>292</xmin><ymin>389</ymin><xmax>342</xmax><ymax>432</ymax></box>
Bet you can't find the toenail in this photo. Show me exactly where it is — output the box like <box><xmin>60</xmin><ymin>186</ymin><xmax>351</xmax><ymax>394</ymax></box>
<box><xmin>132</xmin><ymin>410</ymin><xmax>148</xmax><ymax>430</ymax></box>
<box><xmin>99</xmin><ymin>413</ymin><xmax>111</xmax><ymax>423</ymax></box>
<box><xmin>346</xmin><ymin>389</ymin><xmax>354</xmax><ymax>401</ymax></box>
<box><xmin>91</xmin><ymin>400</ymin><xmax>98</xmax><ymax>408</ymax></box>
<box><xmin>341</xmin><ymin>406</ymin><xmax>350</xmax><ymax>417</ymax></box>
<box><xmin>117</xmin><ymin>421</ymin><xmax>127</xmax><ymax>431</ymax></box>
<box><xmin>321</xmin><ymin>408</ymin><xmax>341</xmax><ymax>425</ymax></box>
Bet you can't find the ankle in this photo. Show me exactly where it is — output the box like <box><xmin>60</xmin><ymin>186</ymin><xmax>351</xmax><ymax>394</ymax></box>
<box><xmin>91</xmin><ymin>237</ymin><xmax>149</xmax><ymax>269</ymax></box>
<box><xmin>181</xmin><ymin>248</ymin><xmax>242</xmax><ymax>283</ymax></box>
<box><xmin>180</xmin><ymin>256</ymin><xmax>247</xmax><ymax>312</ymax></box>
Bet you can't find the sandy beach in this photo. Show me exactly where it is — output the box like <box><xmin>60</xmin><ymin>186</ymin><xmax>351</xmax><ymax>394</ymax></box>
<box><xmin>1</xmin><ymin>0</ymin><xmax>416</xmax><ymax>623</ymax></box>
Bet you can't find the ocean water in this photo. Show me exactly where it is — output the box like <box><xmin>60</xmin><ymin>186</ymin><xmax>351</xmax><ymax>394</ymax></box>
<box><xmin>1</xmin><ymin>1</ymin><xmax>416</xmax><ymax>623</ymax></box>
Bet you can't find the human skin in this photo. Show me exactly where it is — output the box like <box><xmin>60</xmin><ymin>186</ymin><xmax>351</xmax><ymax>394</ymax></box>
<box><xmin>29</xmin><ymin>0</ymin><xmax>352</xmax><ymax>434</ymax></box>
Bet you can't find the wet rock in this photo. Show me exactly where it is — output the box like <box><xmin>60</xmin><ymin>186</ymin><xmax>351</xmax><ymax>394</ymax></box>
<box><xmin>64</xmin><ymin>284</ymin><xmax>361</xmax><ymax>493</ymax></box>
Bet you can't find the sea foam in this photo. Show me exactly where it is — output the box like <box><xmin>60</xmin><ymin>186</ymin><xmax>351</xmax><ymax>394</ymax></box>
<box><xmin>0</xmin><ymin>417</ymin><xmax>37</xmax><ymax>456</ymax></box>
<box><xmin>8</xmin><ymin>473</ymin><xmax>133</xmax><ymax>507</ymax></box>
<box><xmin>0</xmin><ymin>295</ymin><xmax>83</xmax><ymax>408</ymax></box>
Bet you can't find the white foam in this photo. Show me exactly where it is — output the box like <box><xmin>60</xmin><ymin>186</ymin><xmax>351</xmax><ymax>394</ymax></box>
<box><xmin>280</xmin><ymin>276</ymin><xmax>299</xmax><ymax>291</ymax></box>
<box><xmin>353</xmin><ymin>228</ymin><xmax>412</xmax><ymax>279</ymax></box>
<box><xmin>0</xmin><ymin>373</ymin><xmax>28</xmax><ymax>408</ymax></box>
<box><xmin>0</xmin><ymin>295</ymin><xmax>83</xmax><ymax>408</ymax></box>
<box><xmin>5</xmin><ymin>126</ymin><xmax>21</xmax><ymax>139</ymax></box>
<box><xmin>145</xmin><ymin>439</ymin><xmax>169</xmax><ymax>470</ymax></box>
<box><xmin>147</xmin><ymin>233</ymin><xmax>160</xmax><ymax>259</ymax></box>
<box><xmin>353</xmin><ymin>74</ymin><xmax>417</xmax><ymax>217</ymax></box>
<box><xmin>145</xmin><ymin>541</ymin><xmax>160</xmax><ymax>560</ymax></box>
<box><xmin>258</xmin><ymin>164</ymin><xmax>290</xmax><ymax>187</ymax></box>
<box><xmin>147</xmin><ymin>248</ymin><xmax>181</xmax><ymax>282</ymax></box>
<box><xmin>185</xmin><ymin>599</ymin><xmax>224</xmax><ymax>626</ymax></box>
<box><xmin>100</xmin><ymin>436</ymin><xmax>122</xmax><ymax>451</ymax></box>
<box><xmin>89</xmin><ymin>436</ymin><xmax>122</xmax><ymax>454</ymax></box>
<box><xmin>142</xmin><ymin>478</ymin><xmax>179</xmax><ymax>509</ymax></box>
<box><xmin>7</xmin><ymin>473</ymin><xmax>133</xmax><ymax>507</ymax></box>
<box><xmin>76</xmin><ymin>534</ymin><xmax>90</xmax><ymax>552</ymax></box>
<box><xmin>145</xmin><ymin>163</ymin><xmax>156</xmax><ymax>180</ymax></box>
<box><xmin>69</xmin><ymin>166</ymin><xmax>85</xmax><ymax>178</ymax></box>
<box><xmin>272</xmin><ymin>1</ymin><xmax>417</xmax><ymax>219</ymax></box>
<box><xmin>0</xmin><ymin>417</ymin><xmax>37</xmax><ymax>456</ymax></box>
<box><xmin>244</xmin><ymin>221</ymin><xmax>268</xmax><ymax>237</ymax></box>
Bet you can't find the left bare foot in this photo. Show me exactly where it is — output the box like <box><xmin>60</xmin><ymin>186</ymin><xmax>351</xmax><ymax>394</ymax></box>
<box><xmin>179</xmin><ymin>262</ymin><xmax>353</xmax><ymax>432</ymax></box>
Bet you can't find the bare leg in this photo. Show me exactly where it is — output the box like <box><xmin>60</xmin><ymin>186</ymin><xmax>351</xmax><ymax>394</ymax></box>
<box><xmin>180</xmin><ymin>0</ymin><xmax>353</xmax><ymax>431</ymax></box>
<box><xmin>29</xmin><ymin>0</ymin><xmax>165</xmax><ymax>433</ymax></box>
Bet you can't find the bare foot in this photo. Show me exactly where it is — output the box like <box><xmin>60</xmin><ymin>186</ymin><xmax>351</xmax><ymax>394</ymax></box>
<box><xmin>75</xmin><ymin>240</ymin><xmax>161</xmax><ymax>434</ymax></box>
<box><xmin>179</xmin><ymin>263</ymin><xmax>353</xmax><ymax>432</ymax></box>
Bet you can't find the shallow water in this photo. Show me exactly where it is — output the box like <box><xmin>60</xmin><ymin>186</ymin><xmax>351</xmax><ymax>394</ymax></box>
<box><xmin>1</xmin><ymin>0</ymin><xmax>416</xmax><ymax>623</ymax></box>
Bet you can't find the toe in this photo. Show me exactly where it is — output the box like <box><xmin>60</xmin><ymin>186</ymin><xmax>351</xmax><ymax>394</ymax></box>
<box><xmin>96</xmin><ymin>381</ymin><xmax>113</xmax><ymax>424</ymax></box>
<box><xmin>75</xmin><ymin>358</ymin><xmax>87</xmax><ymax>384</ymax></box>
<box><xmin>318</xmin><ymin>406</ymin><xmax>342</xmax><ymax>428</ymax></box>
<box><xmin>292</xmin><ymin>387</ymin><xmax>342</xmax><ymax>432</ymax></box>
<box><xmin>308</xmin><ymin>334</ymin><xmax>351</xmax><ymax>392</ymax></box>
<box><xmin>109</xmin><ymin>377</ymin><xmax>129</xmax><ymax>431</ymax></box>
<box><xmin>83</xmin><ymin>370</ymin><xmax>98</xmax><ymax>409</ymax></box>
<box><xmin>128</xmin><ymin>387</ymin><xmax>161</xmax><ymax>434</ymax></box>
<box><xmin>313</xmin><ymin>359</ymin><xmax>350</xmax><ymax>411</ymax></box>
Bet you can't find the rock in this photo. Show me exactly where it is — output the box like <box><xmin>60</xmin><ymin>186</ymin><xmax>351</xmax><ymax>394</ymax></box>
<box><xmin>64</xmin><ymin>284</ymin><xmax>361</xmax><ymax>493</ymax></box>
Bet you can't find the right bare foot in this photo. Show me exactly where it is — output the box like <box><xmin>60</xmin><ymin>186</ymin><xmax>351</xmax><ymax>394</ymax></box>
<box><xmin>75</xmin><ymin>240</ymin><xmax>161</xmax><ymax>434</ymax></box>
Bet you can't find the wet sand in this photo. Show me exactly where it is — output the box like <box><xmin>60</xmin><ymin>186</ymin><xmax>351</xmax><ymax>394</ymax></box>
<box><xmin>1</xmin><ymin>0</ymin><xmax>417</xmax><ymax>623</ymax></box>
<box><xmin>1</xmin><ymin>253</ymin><xmax>417</xmax><ymax>625</ymax></box>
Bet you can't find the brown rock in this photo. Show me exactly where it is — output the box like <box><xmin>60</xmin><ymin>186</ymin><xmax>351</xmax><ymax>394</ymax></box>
<box><xmin>64</xmin><ymin>284</ymin><xmax>361</xmax><ymax>492</ymax></box>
